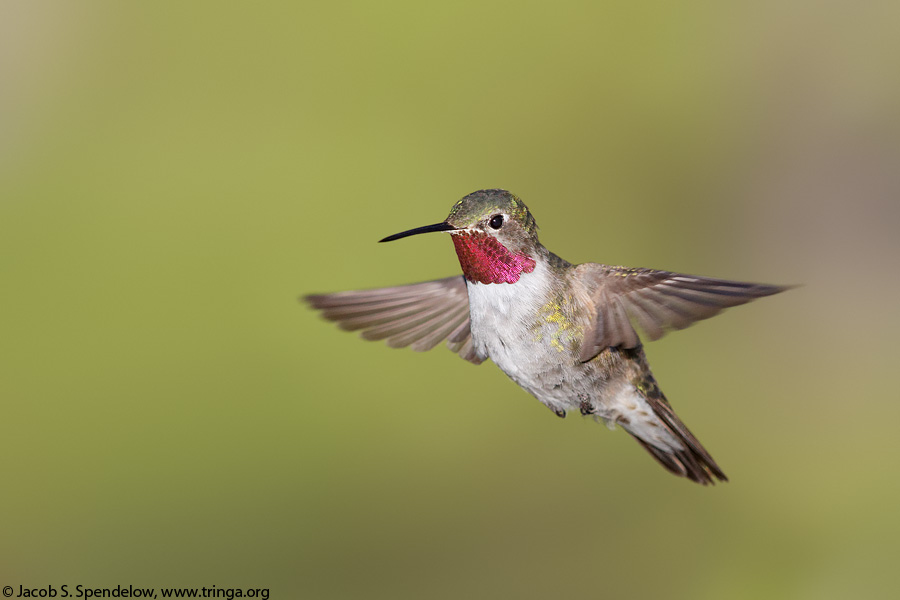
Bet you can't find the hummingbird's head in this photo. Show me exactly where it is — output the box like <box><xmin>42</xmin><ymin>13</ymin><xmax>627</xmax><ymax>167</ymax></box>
<box><xmin>380</xmin><ymin>189</ymin><xmax>542</xmax><ymax>284</ymax></box>
<box><xmin>445</xmin><ymin>189</ymin><xmax>539</xmax><ymax>248</ymax></box>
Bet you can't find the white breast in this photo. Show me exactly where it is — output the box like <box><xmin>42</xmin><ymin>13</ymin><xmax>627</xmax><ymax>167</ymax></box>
<box><xmin>464</xmin><ymin>262</ymin><xmax>555</xmax><ymax>382</ymax></box>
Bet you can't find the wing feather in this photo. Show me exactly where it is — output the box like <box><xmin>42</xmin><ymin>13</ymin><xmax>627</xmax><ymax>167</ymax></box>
<box><xmin>577</xmin><ymin>264</ymin><xmax>789</xmax><ymax>361</ymax></box>
<box><xmin>305</xmin><ymin>276</ymin><xmax>482</xmax><ymax>364</ymax></box>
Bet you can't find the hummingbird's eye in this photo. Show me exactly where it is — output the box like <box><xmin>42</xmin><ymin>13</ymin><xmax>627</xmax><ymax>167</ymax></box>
<box><xmin>489</xmin><ymin>214</ymin><xmax>504</xmax><ymax>229</ymax></box>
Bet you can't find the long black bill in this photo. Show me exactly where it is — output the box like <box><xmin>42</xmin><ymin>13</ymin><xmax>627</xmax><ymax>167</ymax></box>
<box><xmin>379</xmin><ymin>221</ymin><xmax>458</xmax><ymax>243</ymax></box>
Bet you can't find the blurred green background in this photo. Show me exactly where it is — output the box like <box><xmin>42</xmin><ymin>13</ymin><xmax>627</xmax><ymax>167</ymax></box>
<box><xmin>2</xmin><ymin>1</ymin><xmax>899</xmax><ymax>598</ymax></box>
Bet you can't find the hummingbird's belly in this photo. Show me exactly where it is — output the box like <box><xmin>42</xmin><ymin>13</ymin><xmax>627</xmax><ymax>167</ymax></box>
<box><xmin>479</xmin><ymin>328</ymin><xmax>606</xmax><ymax>413</ymax></box>
<box><xmin>465</xmin><ymin>270</ymin><xmax>603</xmax><ymax>413</ymax></box>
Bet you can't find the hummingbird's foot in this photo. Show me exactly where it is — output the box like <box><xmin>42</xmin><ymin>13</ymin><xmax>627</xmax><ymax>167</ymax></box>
<box><xmin>552</xmin><ymin>407</ymin><xmax>567</xmax><ymax>418</ymax></box>
<box><xmin>579</xmin><ymin>396</ymin><xmax>594</xmax><ymax>416</ymax></box>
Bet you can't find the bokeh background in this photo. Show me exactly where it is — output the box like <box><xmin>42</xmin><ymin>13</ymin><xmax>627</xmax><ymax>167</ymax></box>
<box><xmin>2</xmin><ymin>2</ymin><xmax>899</xmax><ymax>598</ymax></box>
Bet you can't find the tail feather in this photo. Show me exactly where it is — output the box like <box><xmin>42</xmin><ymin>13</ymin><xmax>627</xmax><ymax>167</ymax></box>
<box><xmin>631</xmin><ymin>434</ymin><xmax>727</xmax><ymax>485</ymax></box>
<box><xmin>625</xmin><ymin>388</ymin><xmax>728</xmax><ymax>485</ymax></box>
<box><xmin>614</xmin><ymin>370</ymin><xmax>728</xmax><ymax>484</ymax></box>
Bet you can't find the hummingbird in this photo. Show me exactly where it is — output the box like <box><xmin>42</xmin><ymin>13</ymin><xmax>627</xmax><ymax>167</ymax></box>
<box><xmin>305</xmin><ymin>189</ymin><xmax>788</xmax><ymax>484</ymax></box>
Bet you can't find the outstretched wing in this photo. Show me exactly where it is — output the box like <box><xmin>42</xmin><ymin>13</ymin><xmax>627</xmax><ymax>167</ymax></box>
<box><xmin>305</xmin><ymin>276</ymin><xmax>483</xmax><ymax>364</ymax></box>
<box><xmin>576</xmin><ymin>264</ymin><xmax>790</xmax><ymax>362</ymax></box>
